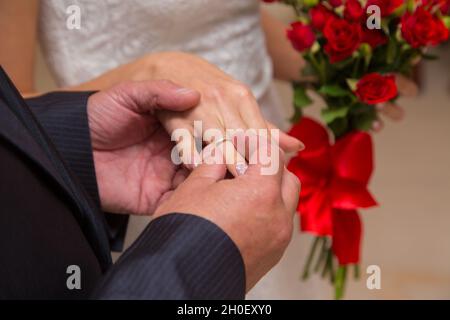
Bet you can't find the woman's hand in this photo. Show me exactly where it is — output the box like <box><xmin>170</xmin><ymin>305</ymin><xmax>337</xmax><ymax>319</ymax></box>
<box><xmin>75</xmin><ymin>52</ymin><xmax>304</xmax><ymax>175</ymax></box>
<box><xmin>151</xmin><ymin>53</ymin><xmax>304</xmax><ymax>174</ymax></box>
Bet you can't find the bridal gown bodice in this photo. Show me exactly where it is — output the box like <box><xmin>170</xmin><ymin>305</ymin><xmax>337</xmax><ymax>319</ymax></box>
<box><xmin>38</xmin><ymin>0</ymin><xmax>326</xmax><ymax>299</ymax></box>
<box><xmin>39</xmin><ymin>0</ymin><xmax>273</xmax><ymax>100</ymax></box>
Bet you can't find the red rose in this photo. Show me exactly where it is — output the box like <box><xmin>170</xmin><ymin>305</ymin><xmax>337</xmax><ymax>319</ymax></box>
<box><xmin>323</xmin><ymin>18</ymin><xmax>362</xmax><ymax>63</ymax></box>
<box><xmin>344</xmin><ymin>0</ymin><xmax>364</xmax><ymax>22</ymax></box>
<box><xmin>310</xmin><ymin>4</ymin><xmax>336</xmax><ymax>31</ymax></box>
<box><xmin>287</xmin><ymin>22</ymin><xmax>316</xmax><ymax>52</ymax></box>
<box><xmin>355</xmin><ymin>73</ymin><xmax>398</xmax><ymax>104</ymax></box>
<box><xmin>366</xmin><ymin>0</ymin><xmax>404</xmax><ymax>16</ymax></box>
<box><xmin>422</xmin><ymin>0</ymin><xmax>450</xmax><ymax>14</ymax></box>
<box><xmin>361</xmin><ymin>27</ymin><xmax>388</xmax><ymax>48</ymax></box>
<box><xmin>401</xmin><ymin>6</ymin><xmax>449</xmax><ymax>48</ymax></box>
<box><xmin>329</xmin><ymin>0</ymin><xmax>343</xmax><ymax>7</ymax></box>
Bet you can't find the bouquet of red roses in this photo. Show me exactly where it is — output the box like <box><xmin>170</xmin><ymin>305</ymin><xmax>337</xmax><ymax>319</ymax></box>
<box><xmin>264</xmin><ymin>0</ymin><xmax>449</xmax><ymax>298</ymax></box>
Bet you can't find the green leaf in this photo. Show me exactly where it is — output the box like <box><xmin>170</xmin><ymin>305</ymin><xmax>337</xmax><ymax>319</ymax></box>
<box><xmin>321</xmin><ymin>106</ymin><xmax>350</xmax><ymax>124</ymax></box>
<box><xmin>290</xmin><ymin>106</ymin><xmax>303</xmax><ymax>124</ymax></box>
<box><xmin>346</xmin><ymin>78</ymin><xmax>358</xmax><ymax>91</ymax></box>
<box><xmin>381</xmin><ymin>19</ymin><xmax>390</xmax><ymax>34</ymax></box>
<box><xmin>293</xmin><ymin>85</ymin><xmax>313</xmax><ymax>109</ymax></box>
<box><xmin>351</xmin><ymin>104</ymin><xmax>377</xmax><ymax>131</ymax></box>
<box><xmin>406</xmin><ymin>0</ymin><xmax>415</xmax><ymax>12</ymax></box>
<box><xmin>359</xmin><ymin>43</ymin><xmax>372</xmax><ymax>69</ymax></box>
<box><xmin>329</xmin><ymin>117</ymin><xmax>349</xmax><ymax>138</ymax></box>
<box><xmin>318</xmin><ymin>85</ymin><xmax>350</xmax><ymax>97</ymax></box>
<box><xmin>392</xmin><ymin>4</ymin><xmax>406</xmax><ymax>16</ymax></box>
<box><xmin>401</xmin><ymin>43</ymin><xmax>411</xmax><ymax>51</ymax></box>
<box><xmin>443</xmin><ymin>16</ymin><xmax>450</xmax><ymax>29</ymax></box>
<box><xmin>310</xmin><ymin>41</ymin><xmax>320</xmax><ymax>54</ymax></box>
<box><xmin>332</xmin><ymin>57</ymin><xmax>353</xmax><ymax>70</ymax></box>
<box><xmin>303</xmin><ymin>0</ymin><xmax>319</xmax><ymax>8</ymax></box>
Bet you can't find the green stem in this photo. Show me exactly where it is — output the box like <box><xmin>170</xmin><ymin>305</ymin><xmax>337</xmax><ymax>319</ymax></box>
<box><xmin>314</xmin><ymin>237</ymin><xmax>328</xmax><ymax>273</ymax></box>
<box><xmin>294</xmin><ymin>4</ymin><xmax>303</xmax><ymax>16</ymax></box>
<box><xmin>334</xmin><ymin>265</ymin><xmax>347</xmax><ymax>300</ymax></box>
<box><xmin>301</xmin><ymin>236</ymin><xmax>321</xmax><ymax>280</ymax></box>
<box><xmin>321</xmin><ymin>247</ymin><xmax>333</xmax><ymax>280</ymax></box>
<box><xmin>352</xmin><ymin>56</ymin><xmax>361</xmax><ymax>78</ymax></box>
<box><xmin>354</xmin><ymin>264</ymin><xmax>360</xmax><ymax>280</ymax></box>
<box><xmin>308</xmin><ymin>53</ymin><xmax>326</xmax><ymax>84</ymax></box>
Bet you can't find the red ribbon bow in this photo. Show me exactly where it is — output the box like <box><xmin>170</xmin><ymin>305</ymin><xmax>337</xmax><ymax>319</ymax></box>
<box><xmin>287</xmin><ymin>117</ymin><xmax>377</xmax><ymax>264</ymax></box>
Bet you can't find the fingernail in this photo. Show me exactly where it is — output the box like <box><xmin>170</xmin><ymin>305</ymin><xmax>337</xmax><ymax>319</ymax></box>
<box><xmin>236</xmin><ymin>162</ymin><xmax>248</xmax><ymax>176</ymax></box>
<box><xmin>176</xmin><ymin>87</ymin><xmax>195</xmax><ymax>95</ymax></box>
<box><xmin>289</xmin><ymin>137</ymin><xmax>305</xmax><ymax>151</ymax></box>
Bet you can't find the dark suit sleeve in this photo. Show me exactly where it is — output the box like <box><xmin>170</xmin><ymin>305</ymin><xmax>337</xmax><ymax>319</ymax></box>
<box><xmin>26</xmin><ymin>92</ymin><xmax>128</xmax><ymax>251</ymax></box>
<box><xmin>92</xmin><ymin>213</ymin><xmax>246</xmax><ymax>300</ymax></box>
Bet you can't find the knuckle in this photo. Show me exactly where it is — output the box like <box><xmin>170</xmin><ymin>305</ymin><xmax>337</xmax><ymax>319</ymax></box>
<box><xmin>155</xmin><ymin>79</ymin><xmax>173</xmax><ymax>87</ymax></box>
<box><xmin>290</xmin><ymin>173</ymin><xmax>301</xmax><ymax>191</ymax></box>
<box><xmin>109</xmin><ymin>81</ymin><xmax>136</xmax><ymax>100</ymax></box>
<box><xmin>115</xmin><ymin>80</ymin><xmax>135</xmax><ymax>91</ymax></box>
<box><xmin>229</xmin><ymin>83</ymin><xmax>253</xmax><ymax>99</ymax></box>
<box><xmin>262</xmin><ymin>183</ymin><xmax>281</xmax><ymax>205</ymax></box>
<box><xmin>204</xmin><ymin>84</ymin><xmax>223</xmax><ymax>100</ymax></box>
<box><xmin>276</xmin><ymin>218</ymin><xmax>293</xmax><ymax>248</ymax></box>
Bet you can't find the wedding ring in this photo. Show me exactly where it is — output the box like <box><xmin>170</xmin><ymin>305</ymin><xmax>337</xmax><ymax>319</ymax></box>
<box><xmin>212</xmin><ymin>137</ymin><xmax>231</xmax><ymax>147</ymax></box>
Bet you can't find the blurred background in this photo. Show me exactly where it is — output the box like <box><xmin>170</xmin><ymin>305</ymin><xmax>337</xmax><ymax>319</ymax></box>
<box><xmin>32</xmin><ymin>3</ymin><xmax>450</xmax><ymax>299</ymax></box>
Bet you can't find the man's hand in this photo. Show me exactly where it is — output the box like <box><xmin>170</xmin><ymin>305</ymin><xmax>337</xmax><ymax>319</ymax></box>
<box><xmin>87</xmin><ymin>80</ymin><xmax>200</xmax><ymax>215</ymax></box>
<box><xmin>154</xmin><ymin>140</ymin><xmax>300</xmax><ymax>291</ymax></box>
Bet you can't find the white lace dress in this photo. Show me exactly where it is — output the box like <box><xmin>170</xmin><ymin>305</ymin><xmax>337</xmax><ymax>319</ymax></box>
<box><xmin>39</xmin><ymin>0</ymin><xmax>327</xmax><ymax>299</ymax></box>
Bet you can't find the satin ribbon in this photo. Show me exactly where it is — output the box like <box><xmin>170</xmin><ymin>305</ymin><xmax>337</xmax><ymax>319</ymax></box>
<box><xmin>287</xmin><ymin>117</ymin><xmax>377</xmax><ymax>264</ymax></box>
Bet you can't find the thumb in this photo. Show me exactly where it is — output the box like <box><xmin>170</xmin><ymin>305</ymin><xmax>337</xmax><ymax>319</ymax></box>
<box><xmin>183</xmin><ymin>148</ymin><xmax>227</xmax><ymax>187</ymax></box>
<box><xmin>109</xmin><ymin>80</ymin><xmax>200</xmax><ymax>114</ymax></box>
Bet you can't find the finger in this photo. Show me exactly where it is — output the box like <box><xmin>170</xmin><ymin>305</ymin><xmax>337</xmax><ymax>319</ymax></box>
<box><xmin>237</xmin><ymin>93</ymin><xmax>269</xmax><ymax>132</ymax></box>
<box><xmin>395</xmin><ymin>74</ymin><xmax>418</xmax><ymax>97</ymax></box>
<box><xmin>236</xmin><ymin>94</ymin><xmax>304</xmax><ymax>153</ymax></box>
<box><xmin>234</xmin><ymin>95</ymin><xmax>287</xmax><ymax>161</ymax></box>
<box><xmin>244</xmin><ymin>133</ymin><xmax>285</xmax><ymax>182</ymax></box>
<box><xmin>176</xmin><ymin>132</ymin><xmax>201</xmax><ymax>170</ymax></box>
<box><xmin>222</xmin><ymin>140</ymin><xmax>248</xmax><ymax>177</ymax></box>
<box><xmin>172</xmin><ymin>167</ymin><xmax>190</xmax><ymax>189</ymax></box>
<box><xmin>155</xmin><ymin>190</ymin><xmax>174</xmax><ymax>209</ymax></box>
<box><xmin>202</xmin><ymin>125</ymin><xmax>248</xmax><ymax>177</ymax></box>
<box><xmin>281</xmin><ymin>168</ymin><xmax>300</xmax><ymax>215</ymax></box>
<box><xmin>186</xmin><ymin>154</ymin><xmax>227</xmax><ymax>185</ymax></box>
<box><xmin>371</xmin><ymin>119</ymin><xmax>384</xmax><ymax>132</ymax></box>
<box><xmin>112</xmin><ymin>80</ymin><xmax>201</xmax><ymax>114</ymax></box>
<box><xmin>266</xmin><ymin>121</ymin><xmax>304</xmax><ymax>152</ymax></box>
<box><xmin>161</xmin><ymin>117</ymin><xmax>201</xmax><ymax>169</ymax></box>
<box><xmin>377</xmin><ymin>102</ymin><xmax>405</xmax><ymax>121</ymax></box>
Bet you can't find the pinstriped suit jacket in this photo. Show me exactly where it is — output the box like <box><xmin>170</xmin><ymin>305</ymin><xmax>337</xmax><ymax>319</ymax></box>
<box><xmin>0</xmin><ymin>67</ymin><xmax>245</xmax><ymax>300</ymax></box>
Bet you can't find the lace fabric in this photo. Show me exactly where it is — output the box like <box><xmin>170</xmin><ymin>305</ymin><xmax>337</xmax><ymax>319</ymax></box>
<box><xmin>38</xmin><ymin>0</ymin><xmax>273</xmax><ymax>101</ymax></box>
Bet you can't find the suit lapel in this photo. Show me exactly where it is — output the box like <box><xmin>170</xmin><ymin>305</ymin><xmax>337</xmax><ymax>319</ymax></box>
<box><xmin>0</xmin><ymin>101</ymin><xmax>74</xmax><ymax>197</ymax></box>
